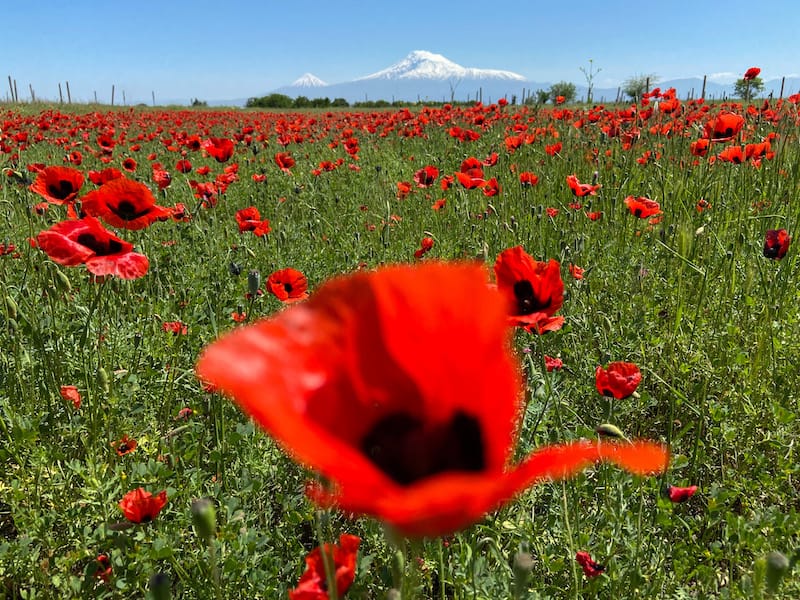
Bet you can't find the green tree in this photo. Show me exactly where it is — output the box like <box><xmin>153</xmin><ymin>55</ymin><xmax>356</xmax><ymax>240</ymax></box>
<box><xmin>549</xmin><ymin>81</ymin><xmax>577</xmax><ymax>104</ymax></box>
<box><xmin>734</xmin><ymin>76</ymin><xmax>765</xmax><ymax>102</ymax></box>
<box><xmin>622</xmin><ymin>74</ymin><xmax>658</xmax><ymax>102</ymax></box>
<box><xmin>245</xmin><ymin>93</ymin><xmax>293</xmax><ymax>108</ymax></box>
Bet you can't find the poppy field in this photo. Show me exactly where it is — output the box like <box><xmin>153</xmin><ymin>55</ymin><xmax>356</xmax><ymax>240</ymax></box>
<box><xmin>1</xmin><ymin>85</ymin><xmax>799</xmax><ymax>598</ymax></box>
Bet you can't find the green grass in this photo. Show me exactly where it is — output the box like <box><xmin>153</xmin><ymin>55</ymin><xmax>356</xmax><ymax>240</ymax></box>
<box><xmin>1</xmin><ymin>99</ymin><xmax>799</xmax><ymax>598</ymax></box>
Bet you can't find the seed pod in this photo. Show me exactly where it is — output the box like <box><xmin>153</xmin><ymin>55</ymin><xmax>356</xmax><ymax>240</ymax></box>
<box><xmin>596</xmin><ymin>423</ymin><xmax>627</xmax><ymax>440</ymax></box>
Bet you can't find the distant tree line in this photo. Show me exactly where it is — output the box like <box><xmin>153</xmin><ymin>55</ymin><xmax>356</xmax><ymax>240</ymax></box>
<box><xmin>246</xmin><ymin>94</ymin><xmax>349</xmax><ymax>108</ymax></box>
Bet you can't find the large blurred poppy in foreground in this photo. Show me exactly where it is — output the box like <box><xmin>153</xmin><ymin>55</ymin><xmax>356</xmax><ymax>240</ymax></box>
<box><xmin>197</xmin><ymin>263</ymin><xmax>668</xmax><ymax>538</ymax></box>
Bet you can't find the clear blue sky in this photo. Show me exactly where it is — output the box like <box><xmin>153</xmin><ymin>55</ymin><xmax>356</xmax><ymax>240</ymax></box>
<box><xmin>5</xmin><ymin>0</ymin><xmax>799</xmax><ymax>104</ymax></box>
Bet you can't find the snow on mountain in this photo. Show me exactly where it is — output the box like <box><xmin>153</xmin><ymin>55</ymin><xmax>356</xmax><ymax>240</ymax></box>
<box><xmin>356</xmin><ymin>50</ymin><xmax>526</xmax><ymax>82</ymax></box>
<box><xmin>291</xmin><ymin>73</ymin><xmax>328</xmax><ymax>87</ymax></box>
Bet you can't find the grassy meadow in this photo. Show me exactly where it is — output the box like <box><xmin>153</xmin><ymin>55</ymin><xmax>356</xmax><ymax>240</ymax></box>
<box><xmin>0</xmin><ymin>94</ymin><xmax>799</xmax><ymax>598</ymax></box>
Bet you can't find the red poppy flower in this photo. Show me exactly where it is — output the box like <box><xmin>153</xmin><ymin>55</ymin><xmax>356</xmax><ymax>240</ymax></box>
<box><xmin>152</xmin><ymin>168</ymin><xmax>171</xmax><ymax>190</ymax></box>
<box><xmin>118</xmin><ymin>488</ymin><xmax>168</xmax><ymax>523</ymax></box>
<box><xmin>690</xmin><ymin>138</ymin><xmax>710</xmax><ymax>157</ymax></box>
<box><xmin>29</xmin><ymin>166</ymin><xmax>84</xmax><ymax>205</ymax></box>
<box><xmin>414</xmin><ymin>236</ymin><xmax>434</xmax><ymax>259</ymax></box>
<box><xmin>566</xmin><ymin>174</ymin><xmax>600</xmax><ymax>197</ymax></box>
<box><xmin>414</xmin><ymin>165</ymin><xmax>439</xmax><ymax>188</ymax></box>
<box><xmin>162</xmin><ymin>321</ymin><xmax>188</xmax><ymax>335</ymax></box>
<box><xmin>460</xmin><ymin>157</ymin><xmax>484</xmax><ymax>178</ymax></box>
<box><xmin>743</xmin><ymin>67</ymin><xmax>761</xmax><ymax>81</ymax></box>
<box><xmin>396</xmin><ymin>181</ymin><xmax>412</xmax><ymax>199</ymax></box>
<box><xmin>196</xmin><ymin>263</ymin><xmax>668</xmax><ymax>538</ymax></box>
<box><xmin>624</xmin><ymin>196</ymin><xmax>661</xmax><ymax>218</ymax></box>
<box><xmin>431</xmin><ymin>199</ymin><xmax>447</xmax><ymax>211</ymax></box>
<box><xmin>93</xmin><ymin>554</ymin><xmax>112</xmax><ymax>583</ymax></box>
<box><xmin>440</xmin><ymin>175</ymin><xmax>454</xmax><ymax>190</ymax></box>
<box><xmin>544</xmin><ymin>356</ymin><xmax>563</xmax><ymax>372</ymax></box>
<box><xmin>568</xmin><ymin>264</ymin><xmax>584</xmax><ymax>280</ymax></box>
<box><xmin>482</xmin><ymin>177</ymin><xmax>500</xmax><ymax>197</ymax></box>
<box><xmin>546</xmin><ymin>207</ymin><xmax>559</xmax><ymax>218</ymax></box>
<box><xmin>703</xmin><ymin>112</ymin><xmax>745</xmax><ymax>142</ymax></box>
<box><xmin>88</xmin><ymin>167</ymin><xmax>124</xmax><ymax>186</ymax></box>
<box><xmin>455</xmin><ymin>171</ymin><xmax>485</xmax><ymax>189</ymax></box>
<box><xmin>494</xmin><ymin>246</ymin><xmax>565</xmax><ymax>333</ymax></box>
<box><xmin>122</xmin><ymin>157</ymin><xmax>137</xmax><ymax>172</ymax></box>
<box><xmin>716</xmin><ymin>145</ymin><xmax>744</xmax><ymax>164</ymax></box>
<box><xmin>585</xmin><ymin>211</ymin><xmax>603</xmax><ymax>221</ymax></box>
<box><xmin>595</xmin><ymin>362</ymin><xmax>642</xmax><ymax>399</ymax></box>
<box><xmin>111</xmin><ymin>434</ymin><xmax>137</xmax><ymax>456</ymax></box>
<box><xmin>545</xmin><ymin>142</ymin><xmax>562</xmax><ymax>156</ymax></box>
<box><xmin>203</xmin><ymin>137</ymin><xmax>235</xmax><ymax>163</ymax></box>
<box><xmin>575</xmin><ymin>551</ymin><xmax>605</xmax><ymax>578</ymax></box>
<box><xmin>666</xmin><ymin>484</ymin><xmax>698</xmax><ymax>503</ymax></box>
<box><xmin>81</xmin><ymin>178</ymin><xmax>171</xmax><ymax>230</ymax></box>
<box><xmin>36</xmin><ymin>216</ymin><xmax>149</xmax><ymax>279</ymax></box>
<box><xmin>519</xmin><ymin>172</ymin><xmax>539</xmax><ymax>187</ymax></box>
<box><xmin>274</xmin><ymin>152</ymin><xmax>296</xmax><ymax>173</ymax></box>
<box><xmin>266</xmin><ymin>268</ymin><xmax>309</xmax><ymax>303</ymax></box>
<box><xmin>60</xmin><ymin>385</ymin><xmax>81</xmax><ymax>409</ymax></box>
<box><xmin>289</xmin><ymin>534</ymin><xmax>360</xmax><ymax>600</ymax></box>
<box><xmin>235</xmin><ymin>206</ymin><xmax>272</xmax><ymax>237</ymax></box>
<box><xmin>764</xmin><ymin>229</ymin><xmax>791</xmax><ymax>260</ymax></box>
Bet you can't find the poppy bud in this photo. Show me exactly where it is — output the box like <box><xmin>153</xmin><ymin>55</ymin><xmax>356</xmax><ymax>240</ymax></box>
<box><xmin>765</xmin><ymin>551</ymin><xmax>789</xmax><ymax>594</ymax></box>
<box><xmin>596</xmin><ymin>423</ymin><xmax>626</xmax><ymax>440</ymax></box>
<box><xmin>55</xmin><ymin>269</ymin><xmax>72</xmax><ymax>292</ymax></box>
<box><xmin>149</xmin><ymin>572</ymin><xmax>171</xmax><ymax>600</ymax></box>
<box><xmin>247</xmin><ymin>270</ymin><xmax>261</xmax><ymax>297</ymax></box>
<box><xmin>191</xmin><ymin>498</ymin><xmax>217</xmax><ymax>544</ymax></box>
<box><xmin>5</xmin><ymin>295</ymin><xmax>18</xmax><ymax>320</ymax></box>
<box><xmin>98</xmin><ymin>367</ymin><xmax>110</xmax><ymax>393</ymax></box>
<box><xmin>513</xmin><ymin>551</ymin><xmax>535</xmax><ymax>597</ymax></box>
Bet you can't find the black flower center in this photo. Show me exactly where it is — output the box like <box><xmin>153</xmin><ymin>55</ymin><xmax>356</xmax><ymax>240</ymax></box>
<box><xmin>76</xmin><ymin>233</ymin><xmax>124</xmax><ymax>256</ymax></box>
<box><xmin>360</xmin><ymin>411</ymin><xmax>485</xmax><ymax>485</ymax></box>
<box><xmin>109</xmin><ymin>200</ymin><xmax>151</xmax><ymax>221</ymax></box>
<box><xmin>513</xmin><ymin>279</ymin><xmax>550</xmax><ymax>315</ymax></box>
<box><xmin>48</xmin><ymin>179</ymin><xmax>75</xmax><ymax>200</ymax></box>
<box><xmin>284</xmin><ymin>283</ymin><xmax>293</xmax><ymax>293</ymax></box>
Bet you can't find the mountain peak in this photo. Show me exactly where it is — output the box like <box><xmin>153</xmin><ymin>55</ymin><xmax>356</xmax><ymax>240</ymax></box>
<box><xmin>291</xmin><ymin>73</ymin><xmax>327</xmax><ymax>87</ymax></box>
<box><xmin>357</xmin><ymin>50</ymin><xmax>526</xmax><ymax>82</ymax></box>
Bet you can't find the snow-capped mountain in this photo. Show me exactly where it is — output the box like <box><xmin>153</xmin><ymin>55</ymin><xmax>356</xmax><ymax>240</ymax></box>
<box><xmin>290</xmin><ymin>73</ymin><xmax>328</xmax><ymax>88</ymax></box>
<box><xmin>356</xmin><ymin>50</ymin><xmax>526</xmax><ymax>82</ymax></box>
<box><xmin>269</xmin><ymin>51</ymin><xmax>540</xmax><ymax>104</ymax></box>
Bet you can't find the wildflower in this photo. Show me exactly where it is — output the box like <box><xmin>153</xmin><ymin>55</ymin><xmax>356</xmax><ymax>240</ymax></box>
<box><xmin>81</xmin><ymin>178</ymin><xmax>171</xmax><ymax>230</ymax></box>
<box><xmin>235</xmin><ymin>206</ymin><xmax>272</xmax><ymax>237</ymax></box>
<box><xmin>196</xmin><ymin>263</ymin><xmax>668</xmax><ymax>538</ymax></box>
<box><xmin>568</xmin><ymin>264</ymin><xmax>584</xmax><ymax>280</ymax></box>
<box><xmin>544</xmin><ymin>356</ymin><xmax>563</xmax><ymax>372</ymax></box>
<box><xmin>111</xmin><ymin>435</ymin><xmax>137</xmax><ymax>456</ymax></box>
<box><xmin>566</xmin><ymin>174</ymin><xmax>601</xmax><ymax>197</ymax></box>
<box><xmin>624</xmin><ymin>196</ymin><xmax>661</xmax><ymax>218</ymax></box>
<box><xmin>162</xmin><ymin>321</ymin><xmax>188</xmax><ymax>335</ymax></box>
<box><xmin>575</xmin><ymin>551</ymin><xmax>605</xmax><ymax>578</ymax></box>
<box><xmin>36</xmin><ymin>217</ymin><xmax>149</xmax><ymax>279</ymax></box>
<box><xmin>764</xmin><ymin>229</ymin><xmax>790</xmax><ymax>260</ymax></box>
<box><xmin>595</xmin><ymin>362</ymin><xmax>642</xmax><ymax>399</ymax></box>
<box><xmin>118</xmin><ymin>488</ymin><xmax>168</xmax><ymax>524</ymax></box>
<box><xmin>665</xmin><ymin>484</ymin><xmax>698</xmax><ymax>503</ymax></box>
<box><xmin>29</xmin><ymin>166</ymin><xmax>84</xmax><ymax>205</ymax></box>
<box><xmin>93</xmin><ymin>554</ymin><xmax>112</xmax><ymax>583</ymax></box>
<box><xmin>414</xmin><ymin>236</ymin><xmax>435</xmax><ymax>259</ymax></box>
<box><xmin>266</xmin><ymin>268</ymin><xmax>309</xmax><ymax>303</ymax></box>
<box><xmin>494</xmin><ymin>246</ymin><xmax>565</xmax><ymax>334</ymax></box>
<box><xmin>203</xmin><ymin>137</ymin><xmax>235</xmax><ymax>163</ymax></box>
<box><xmin>290</xmin><ymin>534</ymin><xmax>361</xmax><ymax>600</ymax></box>
<box><xmin>414</xmin><ymin>165</ymin><xmax>439</xmax><ymax>188</ymax></box>
<box><xmin>519</xmin><ymin>172</ymin><xmax>539</xmax><ymax>187</ymax></box>
<box><xmin>60</xmin><ymin>385</ymin><xmax>81</xmax><ymax>409</ymax></box>
<box><xmin>743</xmin><ymin>67</ymin><xmax>761</xmax><ymax>81</ymax></box>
